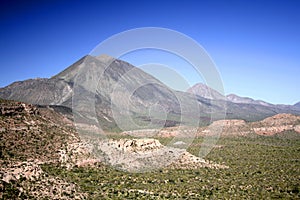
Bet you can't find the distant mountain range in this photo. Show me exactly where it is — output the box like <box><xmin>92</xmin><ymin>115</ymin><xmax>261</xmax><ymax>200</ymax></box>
<box><xmin>0</xmin><ymin>55</ymin><xmax>299</xmax><ymax>131</ymax></box>
<box><xmin>226</xmin><ymin>94</ymin><xmax>273</xmax><ymax>107</ymax></box>
<box><xmin>187</xmin><ymin>83</ymin><xmax>275</xmax><ymax>107</ymax></box>
<box><xmin>294</xmin><ymin>102</ymin><xmax>300</xmax><ymax>108</ymax></box>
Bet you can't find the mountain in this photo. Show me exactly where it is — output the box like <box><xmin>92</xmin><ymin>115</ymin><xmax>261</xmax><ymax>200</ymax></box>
<box><xmin>187</xmin><ymin>83</ymin><xmax>225</xmax><ymax>100</ymax></box>
<box><xmin>294</xmin><ymin>102</ymin><xmax>300</xmax><ymax>108</ymax></box>
<box><xmin>0</xmin><ymin>55</ymin><xmax>202</xmax><ymax>131</ymax></box>
<box><xmin>1</xmin><ymin>55</ymin><xmax>300</xmax><ymax>131</ymax></box>
<box><xmin>187</xmin><ymin>83</ymin><xmax>300</xmax><ymax>121</ymax></box>
<box><xmin>187</xmin><ymin>84</ymin><xmax>273</xmax><ymax>107</ymax></box>
<box><xmin>225</xmin><ymin>94</ymin><xmax>300</xmax><ymax>113</ymax></box>
<box><xmin>226</xmin><ymin>94</ymin><xmax>272</xmax><ymax>106</ymax></box>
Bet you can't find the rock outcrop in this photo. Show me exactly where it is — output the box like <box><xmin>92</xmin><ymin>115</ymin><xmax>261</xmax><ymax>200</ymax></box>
<box><xmin>90</xmin><ymin>138</ymin><xmax>228</xmax><ymax>172</ymax></box>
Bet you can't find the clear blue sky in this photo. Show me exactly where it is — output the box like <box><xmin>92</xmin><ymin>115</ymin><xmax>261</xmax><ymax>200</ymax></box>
<box><xmin>0</xmin><ymin>0</ymin><xmax>299</xmax><ymax>105</ymax></box>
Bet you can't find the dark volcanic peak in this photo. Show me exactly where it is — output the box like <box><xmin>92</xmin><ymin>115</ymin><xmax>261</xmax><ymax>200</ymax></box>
<box><xmin>187</xmin><ymin>83</ymin><xmax>225</xmax><ymax>100</ymax></box>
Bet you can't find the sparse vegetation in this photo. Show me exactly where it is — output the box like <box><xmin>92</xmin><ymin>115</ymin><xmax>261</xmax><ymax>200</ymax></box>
<box><xmin>1</xmin><ymin>100</ymin><xmax>299</xmax><ymax>199</ymax></box>
<box><xmin>39</xmin><ymin>134</ymin><xmax>300</xmax><ymax>199</ymax></box>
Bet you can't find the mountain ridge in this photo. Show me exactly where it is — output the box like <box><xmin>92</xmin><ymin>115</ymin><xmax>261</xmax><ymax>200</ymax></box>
<box><xmin>226</xmin><ymin>93</ymin><xmax>273</xmax><ymax>107</ymax></box>
<box><xmin>0</xmin><ymin>55</ymin><xmax>300</xmax><ymax>131</ymax></box>
<box><xmin>187</xmin><ymin>83</ymin><xmax>298</xmax><ymax>108</ymax></box>
<box><xmin>294</xmin><ymin>102</ymin><xmax>300</xmax><ymax>108</ymax></box>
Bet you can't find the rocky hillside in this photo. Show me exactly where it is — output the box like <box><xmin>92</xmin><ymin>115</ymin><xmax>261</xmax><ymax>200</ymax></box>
<box><xmin>0</xmin><ymin>99</ymin><xmax>227</xmax><ymax>199</ymax></box>
<box><xmin>0</xmin><ymin>99</ymin><xmax>78</xmax><ymax>162</ymax></box>
<box><xmin>0</xmin><ymin>99</ymin><xmax>88</xmax><ymax>199</ymax></box>
<box><xmin>251</xmin><ymin>113</ymin><xmax>300</xmax><ymax>135</ymax></box>
<box><xmin>197</xmin><ymin>113</ymin><xmax>300</xmax><ymax>136</ymax></box>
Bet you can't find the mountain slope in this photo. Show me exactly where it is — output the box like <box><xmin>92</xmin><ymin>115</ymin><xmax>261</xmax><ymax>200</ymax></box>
<box><xmin>0</xmin><ymin>78</ymin><xmax>72</xmax><ymax>105</ymax></box>
<box><xmin>0</xmin><ymin>55</ymin><xmax>300</xmax><ymax>131</ymax></box>
<box><xmin>0</xmin><ymin>99</ymin><xmax>78</xmax><ymax>163</ymax></box>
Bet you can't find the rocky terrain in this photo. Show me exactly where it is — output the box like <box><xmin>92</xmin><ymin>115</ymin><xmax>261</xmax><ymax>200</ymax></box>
<box><xmin>210</xmin><ymin>113</ymin><xmax>300</xmax><ymax>136</ymax></box>
<box><xmin>0</xmin><ymin>99</ymin><xmax>88</xmax><ymax>199</ymax></box>
<box><xmin>0</xmin><ymin>99</ymin><xmax>228</xmax><ymax>199</ymax></box>
<box><xmin>251</xmin><ymin>113</ymin><xmax>300</xmax><ymax>135</ymax></box>
<box><xmin>0</xmin><ymin>99</ymin><xmax>78</xmax><ymax>163</ymax></box>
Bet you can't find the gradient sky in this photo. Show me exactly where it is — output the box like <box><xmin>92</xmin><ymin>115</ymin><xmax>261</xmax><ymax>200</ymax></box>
<box><xmin>0</xmin><ymin>0</ymin><xmax>299</xmax><ymax>105</ymax></box>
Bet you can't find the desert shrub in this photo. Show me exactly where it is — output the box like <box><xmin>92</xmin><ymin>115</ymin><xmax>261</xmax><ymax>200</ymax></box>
<box><xmin>39</xmin><ymin>135</ymin><xmax>300</xmax><ymax>199</ymax></box>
